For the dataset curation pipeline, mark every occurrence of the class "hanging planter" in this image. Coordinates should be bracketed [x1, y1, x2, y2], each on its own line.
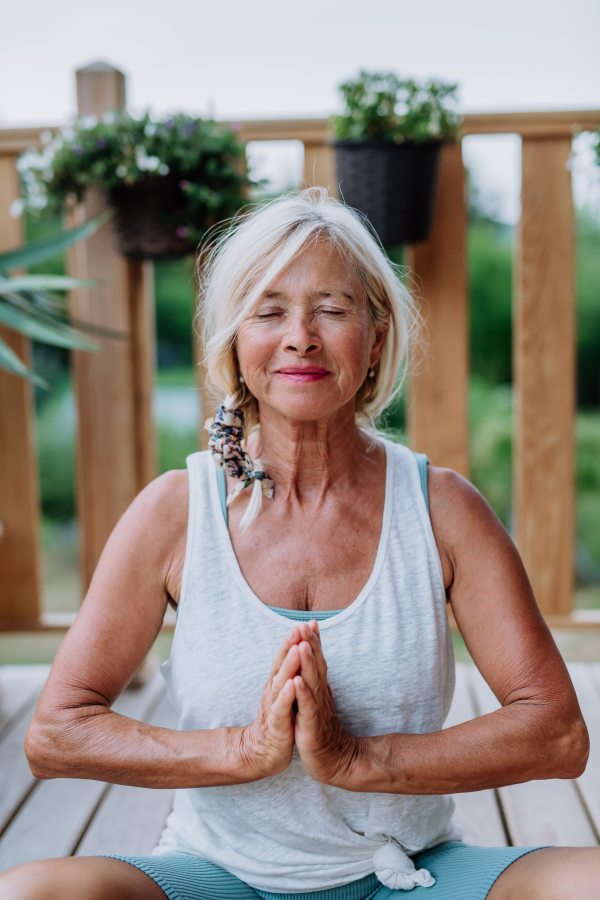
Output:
[335, 139, 441, 245]
[331, 72, 460, 246]
[109, 172, 201, 260]
[18, 113, 253, 261]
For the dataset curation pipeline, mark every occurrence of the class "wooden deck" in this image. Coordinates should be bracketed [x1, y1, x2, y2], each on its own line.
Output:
[1, 662, 599, 872]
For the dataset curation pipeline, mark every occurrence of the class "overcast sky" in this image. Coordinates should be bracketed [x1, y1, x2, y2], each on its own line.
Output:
[1, 0, 599, 221]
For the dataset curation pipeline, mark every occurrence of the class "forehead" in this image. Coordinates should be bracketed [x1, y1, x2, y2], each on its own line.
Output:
[264, 239, 363, 296]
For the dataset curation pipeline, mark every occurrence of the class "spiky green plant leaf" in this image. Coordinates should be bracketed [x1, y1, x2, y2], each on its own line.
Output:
[1, 274, 96, 292]
[0, 301, 99, 350]
[0, 210, 112, 274]
[0, 334, 49, 387]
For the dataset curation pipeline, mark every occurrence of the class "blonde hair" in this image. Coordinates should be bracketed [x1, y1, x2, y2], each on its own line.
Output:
[197, 187, 417, 528]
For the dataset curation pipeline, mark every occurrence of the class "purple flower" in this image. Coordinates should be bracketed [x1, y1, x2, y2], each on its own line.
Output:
[176, 226, 188, 238]
[73, 145, 83, 155]
[165, 118, 175, 129]
[95, 138, 108, 149]
[184, 122, 197, 136]
[179, 180, 190, 190]
[231, 122, 243, 132]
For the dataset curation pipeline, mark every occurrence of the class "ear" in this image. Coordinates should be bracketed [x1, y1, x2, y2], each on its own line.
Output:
[369, 319, 390, 367]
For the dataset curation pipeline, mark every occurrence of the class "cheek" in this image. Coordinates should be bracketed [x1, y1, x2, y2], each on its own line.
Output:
[328, 324, 373, 376]
[236, 327, 276, 374]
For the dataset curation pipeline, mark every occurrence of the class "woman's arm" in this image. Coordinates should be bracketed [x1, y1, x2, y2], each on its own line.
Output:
[292, 469, 589, 794]
[25, 471, 298, 788]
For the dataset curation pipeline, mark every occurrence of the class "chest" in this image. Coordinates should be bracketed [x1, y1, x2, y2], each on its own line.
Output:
[226, 485, 386, 611]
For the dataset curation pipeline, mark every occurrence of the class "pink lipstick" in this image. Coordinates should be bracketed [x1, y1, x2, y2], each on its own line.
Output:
[275, 367, 330, 383]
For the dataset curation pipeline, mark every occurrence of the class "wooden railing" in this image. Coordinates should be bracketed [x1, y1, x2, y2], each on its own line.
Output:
[1, 62, 599, 631]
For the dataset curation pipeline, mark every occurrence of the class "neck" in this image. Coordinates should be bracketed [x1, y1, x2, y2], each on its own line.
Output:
[247, 401, 376, 502]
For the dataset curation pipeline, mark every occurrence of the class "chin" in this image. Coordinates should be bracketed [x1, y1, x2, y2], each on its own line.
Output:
[262, 389, 349, 423]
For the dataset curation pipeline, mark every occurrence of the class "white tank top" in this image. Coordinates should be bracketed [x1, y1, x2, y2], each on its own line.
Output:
[155, 438, 461, 891]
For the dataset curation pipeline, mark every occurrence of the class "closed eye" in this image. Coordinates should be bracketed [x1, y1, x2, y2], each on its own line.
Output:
[256, 309, 283, 319]
[317, 307, 346, 316]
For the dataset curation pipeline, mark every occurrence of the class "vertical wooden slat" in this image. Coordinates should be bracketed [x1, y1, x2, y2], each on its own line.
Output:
[68, 64, 156, 592]
[0, 155, 42, 622]
[303, 143, 338, 196]
[406, 143, 469, 477]
[514, 137, 575, 615]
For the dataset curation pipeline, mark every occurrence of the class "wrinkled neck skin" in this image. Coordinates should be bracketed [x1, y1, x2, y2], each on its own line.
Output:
[245, 399, 382, 507]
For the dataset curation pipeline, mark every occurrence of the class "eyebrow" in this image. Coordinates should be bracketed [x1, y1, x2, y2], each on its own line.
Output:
[259, 289, 356, 302]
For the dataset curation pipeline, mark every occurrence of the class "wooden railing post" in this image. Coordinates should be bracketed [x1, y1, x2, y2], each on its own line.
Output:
[406, 142, 469, 477]
[303, 142, 338, 196]
[514, 137, 575, 615]
[0, 155, 42, 624]
[67, 63, 156, 592]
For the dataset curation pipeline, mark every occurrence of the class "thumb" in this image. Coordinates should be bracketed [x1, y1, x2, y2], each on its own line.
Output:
[270, 678, 296, 734]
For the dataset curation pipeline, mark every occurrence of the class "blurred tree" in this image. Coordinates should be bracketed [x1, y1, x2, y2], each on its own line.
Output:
[577, 208, 600, 408]
[154, 256, 196, 367]
[468, 218, 513, 386]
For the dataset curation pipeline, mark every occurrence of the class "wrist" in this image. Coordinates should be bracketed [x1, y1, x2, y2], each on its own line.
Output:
[331, 735, 395, 792]
[227, 726, 266, 783]
[324, 732, 368, 791]
[206, 726, 264, 785]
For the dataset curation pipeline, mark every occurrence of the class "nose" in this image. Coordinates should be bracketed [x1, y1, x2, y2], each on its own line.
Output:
[282, 310, 323, 355]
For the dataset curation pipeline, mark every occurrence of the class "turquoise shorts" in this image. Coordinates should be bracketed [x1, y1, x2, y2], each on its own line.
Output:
[106, 841, 544, 900]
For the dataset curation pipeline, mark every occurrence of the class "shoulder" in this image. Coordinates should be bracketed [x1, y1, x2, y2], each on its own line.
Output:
[427, 466, 508, 588]
[104, 468, 190, 564]
[129, 468, 189, 527]
[86, 468, 190, 610]
[427, 465, 485, 517]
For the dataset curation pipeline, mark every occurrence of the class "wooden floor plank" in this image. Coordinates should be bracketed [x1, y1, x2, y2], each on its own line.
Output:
[76, 690, 179, 857]
[568, 663, 600, 841]
[75, 785, 174, 858]
[444, 665, 508, 847]
[0, 672, 167, 870]
[0, 779, 108, 872]
[0, 715, 39, 837]
[590, 664, 600, 694]
[469, 667, 597, 847]
[0, 666, 50, 740]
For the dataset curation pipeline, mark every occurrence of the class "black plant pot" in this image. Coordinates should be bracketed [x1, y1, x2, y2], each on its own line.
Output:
[109, 174, 197, 260]
[334, 140, 442, 245]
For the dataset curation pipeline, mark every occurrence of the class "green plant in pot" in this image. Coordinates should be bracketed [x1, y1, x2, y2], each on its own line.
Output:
[331, 72, 460, 245]
[19, 113, 253, 260]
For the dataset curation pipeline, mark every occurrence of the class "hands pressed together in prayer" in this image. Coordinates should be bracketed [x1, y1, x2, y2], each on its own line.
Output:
[240, 622, 360, 786]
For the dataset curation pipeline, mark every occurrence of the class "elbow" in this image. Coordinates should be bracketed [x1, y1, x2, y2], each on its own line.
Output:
[25, 716, 67, 779]
[554, 716, 589, 779]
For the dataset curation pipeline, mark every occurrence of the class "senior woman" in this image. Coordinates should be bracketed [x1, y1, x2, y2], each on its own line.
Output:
[3, 188, 599, 900]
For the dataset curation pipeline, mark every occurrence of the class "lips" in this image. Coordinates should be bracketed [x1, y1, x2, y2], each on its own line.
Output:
[275, 367, 330, 382]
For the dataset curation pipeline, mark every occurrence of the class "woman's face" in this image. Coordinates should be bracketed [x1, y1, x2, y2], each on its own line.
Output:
[236, 240, 388, 423]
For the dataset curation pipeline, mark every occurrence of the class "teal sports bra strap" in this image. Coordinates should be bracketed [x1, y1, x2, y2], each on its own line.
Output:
[215, 449, 430, 522]
[217, 461, 228, 522]
[412, 451, 430, 515]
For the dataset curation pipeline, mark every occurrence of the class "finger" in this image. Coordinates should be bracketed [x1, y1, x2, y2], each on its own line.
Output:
[294, 675, 319, 727]
[271, 626, 302, 676]
[298, 641, 320, 693]
[298, 623, 328, 684]
[270, 678, 296, 732]
[272, 645, 301, 695]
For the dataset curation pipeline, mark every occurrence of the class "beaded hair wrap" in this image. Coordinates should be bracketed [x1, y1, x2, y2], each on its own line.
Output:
[204, 404, 274, 506]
